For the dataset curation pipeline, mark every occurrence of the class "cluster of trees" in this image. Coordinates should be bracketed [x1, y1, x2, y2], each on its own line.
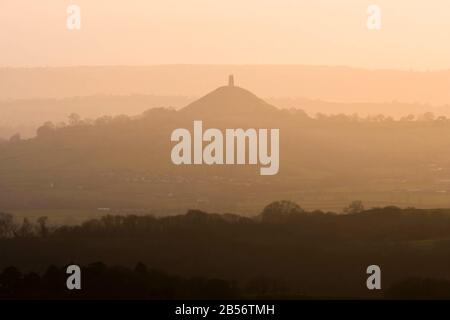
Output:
[0, 213, 49, 238]
[4, 101, 450, 214]
[313, 111, 450, 123]
[0, 262, 237, 299]
[3, 201, 450, 298]
[35, 113, 136, 139]
[34, 108, 180, 139]
[0, 109, 417, 144]
[0, 200, 384, 239]
[12, 109, 450, 143]
[3, 262, 448, 299]
[3, 199, 450, 243]
[0, 133, 21, 145]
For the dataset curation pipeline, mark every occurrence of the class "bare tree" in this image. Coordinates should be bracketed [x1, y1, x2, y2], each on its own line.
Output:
[37, 216, 49, 237]
[343, 200, 365, 214]
[0, 212, 17, 238]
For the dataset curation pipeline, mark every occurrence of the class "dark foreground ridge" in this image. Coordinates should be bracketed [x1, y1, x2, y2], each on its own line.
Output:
[2, 201, 450, 299]
[2, 262, 450, 299]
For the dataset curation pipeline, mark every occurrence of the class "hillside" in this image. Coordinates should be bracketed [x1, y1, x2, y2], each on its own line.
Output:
[2, 83, 450, 216]
[3, 206, 450, 299]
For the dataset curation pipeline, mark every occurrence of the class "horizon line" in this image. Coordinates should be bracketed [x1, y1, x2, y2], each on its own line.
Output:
[1, 64, 450, 73]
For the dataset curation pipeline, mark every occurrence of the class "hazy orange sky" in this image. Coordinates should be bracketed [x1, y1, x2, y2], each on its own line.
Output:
[1, 0, 450, 69]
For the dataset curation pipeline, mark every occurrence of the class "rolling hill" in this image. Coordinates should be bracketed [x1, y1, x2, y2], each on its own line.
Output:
[2, 81, 450, 218]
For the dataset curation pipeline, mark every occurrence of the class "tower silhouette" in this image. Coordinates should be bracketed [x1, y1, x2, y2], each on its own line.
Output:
[228, 75, 234, 87]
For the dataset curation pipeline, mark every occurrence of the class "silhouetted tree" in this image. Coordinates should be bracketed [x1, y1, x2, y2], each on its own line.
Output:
[0, 212, 16, 238]
[68, 113, 82, 126]
[260, 200, 304, 222]
[36, 121, 56, 137]
[343, 200, 365, 214]
[16, 218, 34, 237]
[37, 216, 49, 237]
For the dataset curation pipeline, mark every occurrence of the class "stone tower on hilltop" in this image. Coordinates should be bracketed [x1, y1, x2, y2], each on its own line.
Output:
[228, 74, 234, 87]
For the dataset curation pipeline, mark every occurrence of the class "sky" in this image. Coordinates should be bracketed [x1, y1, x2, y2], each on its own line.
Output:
[1, 0, 450, 70]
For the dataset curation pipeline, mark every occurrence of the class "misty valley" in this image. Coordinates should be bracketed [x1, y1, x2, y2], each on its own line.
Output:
[2, 75, 450, 300]
[3, 83, 450, 216]
[5, 0, 450, 310]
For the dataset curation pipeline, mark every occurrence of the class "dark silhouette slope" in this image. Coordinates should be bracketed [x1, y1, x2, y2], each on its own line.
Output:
[181, 85, 278, 118]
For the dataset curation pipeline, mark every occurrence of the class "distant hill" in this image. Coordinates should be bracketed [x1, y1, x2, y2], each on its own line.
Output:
[2, 65, 450, 105]
[2, 82, 450, 215]
[3, 66, 450, 140]
[0, 95, 194, 139]
[268, 97, 449, 119]
[3, 93, 450, 140]
[181, 85, 278, 118]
